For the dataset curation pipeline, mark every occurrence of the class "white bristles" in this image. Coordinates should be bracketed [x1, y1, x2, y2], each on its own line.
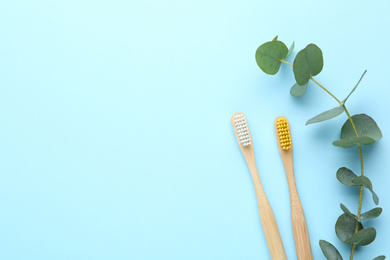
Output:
[234, 113, 251, 146]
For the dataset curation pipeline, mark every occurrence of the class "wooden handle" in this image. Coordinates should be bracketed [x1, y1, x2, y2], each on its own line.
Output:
[232, 114, 286, 259]
[255, 182, 287, 260]
[274, 116, 313, 259]
[246, 154, 287, 260]
[289, 185, 313, 260]
[283, 154, 313, 260]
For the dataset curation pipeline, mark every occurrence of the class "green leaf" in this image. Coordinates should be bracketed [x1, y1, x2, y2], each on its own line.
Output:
[290, 82, 308, 97]
[306, 105, 344, 125]
[340, 114, 382, 140]
[352, 176, 379, 205]
[336, 169, 379, 204]
[336, 213, 362, 243]
[336, 167, 358, 186]
[333, 136, 377, 148]
[272, 35, 278, 41]
[360, 207, 382, 220]
[333, 114, 382, 148]
[372, 256, 386, 260]
[293, 44, 324, 85]
[340, 204, 356, 220]
[255, 40, 288, 75]
[319, 240, 343, 260]
[286, 41, 295, 58]
[344, 227, 376, 246]
[343, 70, 367, 103]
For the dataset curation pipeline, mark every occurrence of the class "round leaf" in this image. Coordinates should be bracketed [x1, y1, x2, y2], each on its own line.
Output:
[352, 176, 379, 205]
[344, 227, 376, 246]
[333, 114, 382, 148]
[319, 240, 343, 260]
[290, 82, 308, 97]
[372, 256, 386, 260]
[293, 44, 324, 85]
[255, 41, 288, 75]
[336, 167, 358, 186]
[341, 114, 382, 140]
[336, 213, 362, 243]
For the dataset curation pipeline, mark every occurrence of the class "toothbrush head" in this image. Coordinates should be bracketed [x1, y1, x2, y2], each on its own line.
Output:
[232, 113, 252, 147]
[275, 117, 292, 150]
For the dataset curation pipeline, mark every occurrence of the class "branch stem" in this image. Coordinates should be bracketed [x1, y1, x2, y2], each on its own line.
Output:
[310, 77, 365, 260]
[280, 60, 293, 66]
[310, 76, 343, 105]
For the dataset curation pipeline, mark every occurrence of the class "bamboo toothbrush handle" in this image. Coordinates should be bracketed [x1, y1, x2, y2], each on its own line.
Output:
[283, 156, 313, 259]
[255, 181, 288, 260]
[289, 187, 313, 260]
[275, 116, 313, 259]
[247, 160, 287, 260]
[233, 114, 286, 259]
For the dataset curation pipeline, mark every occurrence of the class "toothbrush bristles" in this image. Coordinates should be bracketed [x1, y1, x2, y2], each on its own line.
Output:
[276, 117, 291, 150]
[234, 114, 251, 146]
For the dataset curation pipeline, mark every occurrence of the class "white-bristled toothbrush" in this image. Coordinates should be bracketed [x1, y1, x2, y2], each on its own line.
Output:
[232, 112, 287, 260]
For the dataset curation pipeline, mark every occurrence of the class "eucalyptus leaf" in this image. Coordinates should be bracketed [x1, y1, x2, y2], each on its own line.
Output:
[256, 40, 288, 75]
[360, 207, 382, 220]
[344, 227, 376, 246]
[336, 167, 358, 186]
[290, 82, 308, 97]
[336, 213, 362, 243]
[333, 114, 382, 148]
[319, 240, 343, 260]
[340, 204, 356, 219]
[286, 41, 295, 58]
[333, 136, 376, 148]
[372, 256, 386, 260]
[343, 70, 367, 103]
[352, 176, 379, 205]
[340, 114, 382, 140]
[293, 44, 323, 85]
[306, 105, 345, 125]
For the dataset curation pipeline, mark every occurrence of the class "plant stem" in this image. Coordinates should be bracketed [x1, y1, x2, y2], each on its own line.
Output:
[309, 77, 365, 260]
[342, 107, 360, 145]
[309, 77, 343, 105]
[349, 144, 364, 260]
[280, 60, 293, 66]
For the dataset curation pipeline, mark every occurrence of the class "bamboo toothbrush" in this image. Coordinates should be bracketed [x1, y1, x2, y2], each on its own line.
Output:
[232, 113, 287, 260]
[274, 116, 313, 260]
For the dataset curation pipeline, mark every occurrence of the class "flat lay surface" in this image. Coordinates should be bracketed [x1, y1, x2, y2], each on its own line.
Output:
[1, 0, 390, 259]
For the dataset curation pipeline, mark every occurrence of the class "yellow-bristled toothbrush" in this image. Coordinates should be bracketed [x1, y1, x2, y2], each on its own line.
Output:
[232, 113, 287, 260]
[274, 116, 313, 260]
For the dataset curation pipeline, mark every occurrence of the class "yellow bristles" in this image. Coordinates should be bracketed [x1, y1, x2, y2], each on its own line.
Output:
[276, 117, 292, 150]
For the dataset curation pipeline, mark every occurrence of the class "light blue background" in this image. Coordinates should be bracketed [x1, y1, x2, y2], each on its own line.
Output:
[0, 1, 389, 259]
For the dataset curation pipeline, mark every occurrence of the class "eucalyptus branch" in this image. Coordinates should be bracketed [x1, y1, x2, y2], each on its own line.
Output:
[255, 36, 384, 260]
[309, 79, 367, 260]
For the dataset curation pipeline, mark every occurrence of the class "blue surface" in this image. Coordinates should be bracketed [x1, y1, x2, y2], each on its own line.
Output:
[1, 1, 389, 259]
